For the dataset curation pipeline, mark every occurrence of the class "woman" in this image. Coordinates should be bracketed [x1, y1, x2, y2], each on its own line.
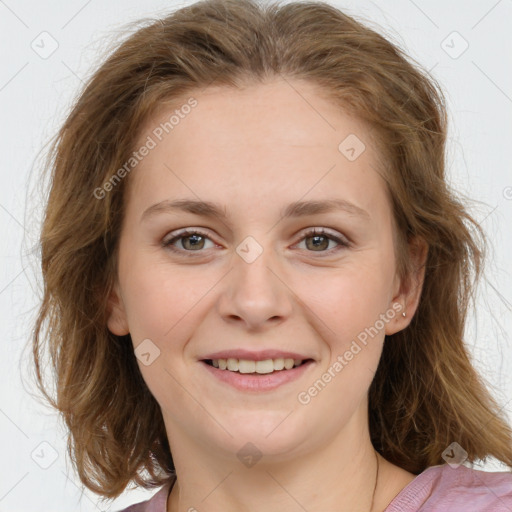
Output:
[32, 0, 512, 510]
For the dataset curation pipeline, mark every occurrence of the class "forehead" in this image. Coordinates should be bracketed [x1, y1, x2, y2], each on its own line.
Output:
[125, 78, 389, 222]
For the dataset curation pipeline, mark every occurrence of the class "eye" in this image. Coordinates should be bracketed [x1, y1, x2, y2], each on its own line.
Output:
[295, 228, 350, 254]
[162, 228, 216, 255]
[162, 227, 350, 257]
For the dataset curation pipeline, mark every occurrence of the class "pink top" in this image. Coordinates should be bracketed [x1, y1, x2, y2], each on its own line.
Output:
[119, 464, 512, 511]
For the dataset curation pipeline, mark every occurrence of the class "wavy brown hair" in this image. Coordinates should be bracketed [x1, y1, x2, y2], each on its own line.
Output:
[31, 0, 512, 499]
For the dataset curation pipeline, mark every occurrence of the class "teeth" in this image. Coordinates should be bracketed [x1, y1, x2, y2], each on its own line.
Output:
[210, 357, 305, 373]
[239, 360, 255, 373]
[227, 358, 238, 371]
[273, 358, 284, 370]
[255, 360, 273, 374]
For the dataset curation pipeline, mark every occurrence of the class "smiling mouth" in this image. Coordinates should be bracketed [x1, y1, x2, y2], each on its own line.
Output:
[203, 358, 313, 374]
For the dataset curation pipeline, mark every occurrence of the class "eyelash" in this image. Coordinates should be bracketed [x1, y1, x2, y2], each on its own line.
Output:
[161, 227, 350, 257]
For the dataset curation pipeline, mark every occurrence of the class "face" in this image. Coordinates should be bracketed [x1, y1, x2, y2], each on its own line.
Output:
[107, 78, 414, 463]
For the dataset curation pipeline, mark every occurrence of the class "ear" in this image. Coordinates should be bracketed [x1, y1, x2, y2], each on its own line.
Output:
[385, 236, 428, 335]
[106, 282, 130, 336]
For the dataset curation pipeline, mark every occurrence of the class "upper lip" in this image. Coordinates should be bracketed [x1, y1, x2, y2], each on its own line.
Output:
[201, 349, 313, 361]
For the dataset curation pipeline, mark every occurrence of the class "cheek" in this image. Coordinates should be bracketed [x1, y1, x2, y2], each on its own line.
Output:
[289, 262, 394, 447]
[123, 274, 175, 342]
[316, 260, 394, 345]
[297, 261, 394, 424]
[119, 244, 203, 344]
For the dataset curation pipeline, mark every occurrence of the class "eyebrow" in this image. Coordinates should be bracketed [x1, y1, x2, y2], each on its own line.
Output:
[141, 198, 371, 223]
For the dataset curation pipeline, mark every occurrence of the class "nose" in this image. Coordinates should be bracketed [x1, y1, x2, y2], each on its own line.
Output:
[216, 241, 294, 331]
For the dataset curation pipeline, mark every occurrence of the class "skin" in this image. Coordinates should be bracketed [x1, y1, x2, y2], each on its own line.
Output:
[107, 77, 428, 512]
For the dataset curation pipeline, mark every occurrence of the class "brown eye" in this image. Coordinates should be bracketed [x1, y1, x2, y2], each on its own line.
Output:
[179, 233, 206, 250]
[162, 229, 215, 254]
[297, 228, 349, 254]
[305, 234, 330, 251]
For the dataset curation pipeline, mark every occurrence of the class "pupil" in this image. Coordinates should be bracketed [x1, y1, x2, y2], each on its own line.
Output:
[308, 235, 328, 250]
[185, 234, 204, 250]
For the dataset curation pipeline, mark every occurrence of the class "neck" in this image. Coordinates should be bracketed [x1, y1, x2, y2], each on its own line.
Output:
[166, 412, 383, 512]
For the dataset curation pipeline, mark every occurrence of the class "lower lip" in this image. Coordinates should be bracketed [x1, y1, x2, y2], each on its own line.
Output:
[201, 360, 314, 392]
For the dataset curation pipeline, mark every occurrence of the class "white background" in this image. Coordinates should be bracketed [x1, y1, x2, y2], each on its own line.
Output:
[1, 0, 511, 510]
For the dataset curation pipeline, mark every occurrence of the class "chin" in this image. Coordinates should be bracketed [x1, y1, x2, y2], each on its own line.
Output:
[218, 411, 310, 460]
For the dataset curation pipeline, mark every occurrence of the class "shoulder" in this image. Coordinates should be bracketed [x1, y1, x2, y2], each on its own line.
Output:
[116, 483, 172, 512]
[386, 464, 512, 511]
[430, 463, 512, 493]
